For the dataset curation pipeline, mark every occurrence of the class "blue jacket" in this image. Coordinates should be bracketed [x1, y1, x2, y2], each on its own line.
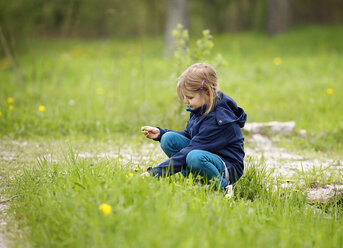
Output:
[149, 91, 247, 184]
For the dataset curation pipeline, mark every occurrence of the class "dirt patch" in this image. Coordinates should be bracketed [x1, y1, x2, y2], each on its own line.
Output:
[246, 134, 343, 179]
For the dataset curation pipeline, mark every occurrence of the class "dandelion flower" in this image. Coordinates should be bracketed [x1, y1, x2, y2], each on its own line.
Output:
[326, 88, 334, 95]
[9, 105, 14, 111]
[134, 167, 139, 172]
[285, 178, 292, 183]
[99, 203, 112, 215]
[7, 97, 14, 104]
[38, 105, 46, 112]
[125, 173, 133, 179]
[273, 57, 282, 66]
[96, 88, 104, 95]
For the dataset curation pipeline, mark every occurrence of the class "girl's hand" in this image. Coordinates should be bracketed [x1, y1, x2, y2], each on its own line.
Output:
[140, 172, 150, 178]
[141, 126, 160, 140]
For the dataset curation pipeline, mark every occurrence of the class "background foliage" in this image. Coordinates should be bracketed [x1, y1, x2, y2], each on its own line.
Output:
[1, 0, 343, 39]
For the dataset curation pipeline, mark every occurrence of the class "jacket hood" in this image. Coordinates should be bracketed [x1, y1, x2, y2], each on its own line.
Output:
[186, 91, 247, 128]
[214, 91, 247, 128]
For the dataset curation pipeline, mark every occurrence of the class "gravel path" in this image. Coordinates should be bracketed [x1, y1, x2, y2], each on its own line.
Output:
[0, 189, 9, 248]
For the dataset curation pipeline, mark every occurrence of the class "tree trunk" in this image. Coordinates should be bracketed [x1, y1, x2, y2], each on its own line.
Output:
[267, 0, 291, 35]
[163, 0, 189, 57]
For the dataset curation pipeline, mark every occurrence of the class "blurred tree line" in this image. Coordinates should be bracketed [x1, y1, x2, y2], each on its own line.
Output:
[0, 0, 342, 39]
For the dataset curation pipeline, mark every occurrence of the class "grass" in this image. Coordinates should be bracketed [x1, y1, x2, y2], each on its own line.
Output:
[1, 25, 343, 247]
[0, 25, 343, 152]
[4, 153, 343, 248]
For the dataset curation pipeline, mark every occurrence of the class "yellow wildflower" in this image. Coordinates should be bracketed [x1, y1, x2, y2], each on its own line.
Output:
[99, 203, 112, 215]
[326, 88, 334, 95]
[317, 150, 322, 154]
[273, 57, 282, 66]
[96, 88, 104, 95]
[9, 105, 14, 111]
[285, 178, 292, 183]
[125, 173, 134, 178]
[117, 158, 122, 162]
[7, 97, 14, 104]
[134, 167, 139, 172]
[38, 105, 46, 112]
[292, 189, 299, 192]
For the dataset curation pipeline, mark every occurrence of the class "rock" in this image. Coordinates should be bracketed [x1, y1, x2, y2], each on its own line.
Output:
[249, 134, 273, 148]
[307, 184, 343, 204]
[298, 129, 307, 137]
[244, 121, 296, 136]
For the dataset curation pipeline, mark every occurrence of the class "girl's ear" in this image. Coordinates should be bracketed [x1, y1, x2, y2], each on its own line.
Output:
[204, 91, 210, 102]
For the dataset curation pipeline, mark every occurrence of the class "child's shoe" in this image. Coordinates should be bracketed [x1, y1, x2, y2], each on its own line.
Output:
[224, 185, 233, 198]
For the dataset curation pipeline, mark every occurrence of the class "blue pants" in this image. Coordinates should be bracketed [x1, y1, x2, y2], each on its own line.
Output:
[160, 132, 229, 189]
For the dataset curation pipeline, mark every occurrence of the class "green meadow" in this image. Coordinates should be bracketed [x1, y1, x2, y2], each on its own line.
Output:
[1, 25, 343, 151]
[1, 25, 343, 247]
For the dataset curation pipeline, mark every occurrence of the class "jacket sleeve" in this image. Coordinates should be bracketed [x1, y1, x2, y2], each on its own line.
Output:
[149, 118, 238, 177]
[153, 126, 191, 142]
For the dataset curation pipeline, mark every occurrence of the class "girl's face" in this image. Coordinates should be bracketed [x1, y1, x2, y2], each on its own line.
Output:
[182, 90, 209, 110]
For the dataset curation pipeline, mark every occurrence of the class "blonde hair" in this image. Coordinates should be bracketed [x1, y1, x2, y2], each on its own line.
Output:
[177, 63, 219, 115]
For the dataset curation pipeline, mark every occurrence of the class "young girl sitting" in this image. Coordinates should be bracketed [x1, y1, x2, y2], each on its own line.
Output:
[141, 63, 247, 197]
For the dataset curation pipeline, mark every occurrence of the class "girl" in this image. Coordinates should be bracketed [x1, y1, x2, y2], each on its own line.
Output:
[141, 63, 247, 197]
